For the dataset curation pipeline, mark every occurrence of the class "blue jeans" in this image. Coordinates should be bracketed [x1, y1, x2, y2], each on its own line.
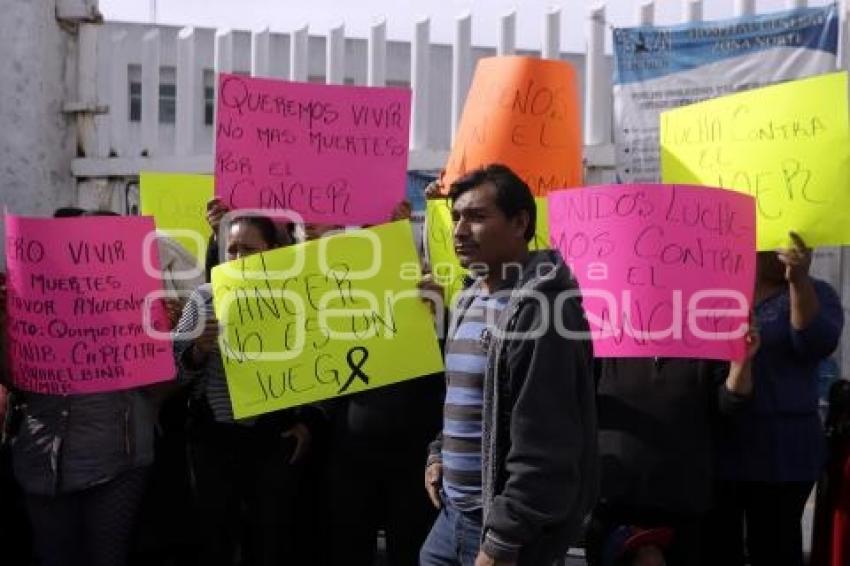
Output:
[419, 498, 482, 566]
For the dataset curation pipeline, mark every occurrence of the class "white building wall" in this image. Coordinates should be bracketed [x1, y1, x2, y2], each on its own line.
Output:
[96, 21, 597, 160]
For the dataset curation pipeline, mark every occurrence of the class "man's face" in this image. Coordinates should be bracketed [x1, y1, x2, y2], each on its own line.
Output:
[451, 182, 528, 275]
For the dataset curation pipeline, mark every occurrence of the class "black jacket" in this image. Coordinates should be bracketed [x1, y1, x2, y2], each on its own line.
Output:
[9, 390, 155, 495]
[329, 371, 444, 449]
[595, 358, 749, 516]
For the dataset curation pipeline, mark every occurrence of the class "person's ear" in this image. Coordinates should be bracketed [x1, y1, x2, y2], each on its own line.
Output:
[511, 210, 530, 241]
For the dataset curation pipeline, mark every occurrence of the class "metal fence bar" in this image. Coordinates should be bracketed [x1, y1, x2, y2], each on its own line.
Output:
[327, 23, 346, 85]
[451, 13, 472, 141]
[410, 17, 430, 150]
[141, 29, 161, 156]
[175, 27, 198, 156]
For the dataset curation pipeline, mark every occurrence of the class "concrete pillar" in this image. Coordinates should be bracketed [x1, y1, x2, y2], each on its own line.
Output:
[0, 0, 78, 232]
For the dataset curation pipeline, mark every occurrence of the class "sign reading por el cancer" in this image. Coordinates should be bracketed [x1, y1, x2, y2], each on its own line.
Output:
[215, 74, 411, 225]
[548, 184, 756, 361]
[4, 215, 176, 394]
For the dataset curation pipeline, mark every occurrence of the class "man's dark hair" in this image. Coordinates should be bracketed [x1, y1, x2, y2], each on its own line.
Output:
[448, 163, 536, 242]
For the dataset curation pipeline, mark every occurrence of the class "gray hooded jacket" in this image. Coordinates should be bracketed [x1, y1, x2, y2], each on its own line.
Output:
[430, 250, 598, 563]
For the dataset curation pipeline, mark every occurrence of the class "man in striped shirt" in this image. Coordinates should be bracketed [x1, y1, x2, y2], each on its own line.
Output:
[420, 164, 597, 566]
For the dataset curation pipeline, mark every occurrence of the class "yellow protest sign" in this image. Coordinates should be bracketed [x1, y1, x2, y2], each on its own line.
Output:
[660, 72, 850, 250]
[140, 172, 214, 264]
[535, 198, 550, 252]
[425, 199, 467, 305]
[426, 198, 550, 304]
[211, 220, 444, 419]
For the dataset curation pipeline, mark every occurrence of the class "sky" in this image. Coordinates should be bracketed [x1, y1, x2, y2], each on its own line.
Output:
[98, 0, 834, 53]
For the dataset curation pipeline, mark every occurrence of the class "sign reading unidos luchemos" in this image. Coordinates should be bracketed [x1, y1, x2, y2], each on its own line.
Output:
[549, 184, 756, 361]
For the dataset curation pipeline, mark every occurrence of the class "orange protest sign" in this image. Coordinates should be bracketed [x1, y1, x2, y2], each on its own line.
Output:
[442, 56, 582, 195]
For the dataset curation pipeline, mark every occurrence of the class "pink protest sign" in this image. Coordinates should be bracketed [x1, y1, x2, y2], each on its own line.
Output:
[548, 184, 756, 361]
[4, 215, 176, 394]
[215, 74, 411, 225]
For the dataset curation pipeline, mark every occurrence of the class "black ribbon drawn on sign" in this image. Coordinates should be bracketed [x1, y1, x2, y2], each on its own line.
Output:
[338, 346, 370, 394]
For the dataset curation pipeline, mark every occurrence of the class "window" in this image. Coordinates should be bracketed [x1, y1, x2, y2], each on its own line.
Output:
[159, 66, 176, 124]
[128, 64, 141, 122]
[203, 69, 215, 126]
[338, 78, 409, 88]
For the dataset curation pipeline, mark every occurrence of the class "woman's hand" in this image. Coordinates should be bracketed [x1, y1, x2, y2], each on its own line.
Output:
[163, 297, 184, 331]
[282, 422, 311, 464]
[391, 200, 412, 221]
[418, 274, 445, 315]
[727, 313, 760, 396]
[424, 179, 445, 200]
[191, 317, 219, 364]
[778, 231, 812, 285]
[206, 198, 229, 240]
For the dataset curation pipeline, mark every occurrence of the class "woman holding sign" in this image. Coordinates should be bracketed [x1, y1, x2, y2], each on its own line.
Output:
[712, 233, 844, 566]
[586, 342, 758, 566]
[0, 272, 35, 566]
[4, 208, 160, 566]
[321, 199, 446, 566]
[173, 214, 322, 566]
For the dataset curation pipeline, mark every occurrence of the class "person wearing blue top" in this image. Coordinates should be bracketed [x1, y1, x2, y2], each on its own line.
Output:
[709, 232, 844, 566]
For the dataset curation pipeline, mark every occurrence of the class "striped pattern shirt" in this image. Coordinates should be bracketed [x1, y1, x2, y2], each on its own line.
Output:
[441, 291, 508, 511]
[173, 283, 252, 424]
